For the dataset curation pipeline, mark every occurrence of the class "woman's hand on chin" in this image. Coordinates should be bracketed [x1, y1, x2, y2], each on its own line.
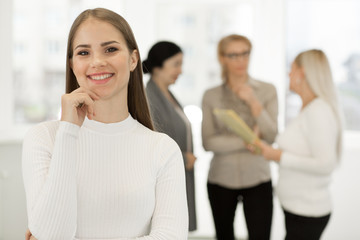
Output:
[61, 87, 100, 126]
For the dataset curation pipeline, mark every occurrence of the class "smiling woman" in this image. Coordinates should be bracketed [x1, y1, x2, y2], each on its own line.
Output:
[22, 8, 188, 240]
[65, 17, 139, 125]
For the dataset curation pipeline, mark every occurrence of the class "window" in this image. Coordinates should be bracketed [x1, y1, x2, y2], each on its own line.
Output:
[11, 0, 124, 124]
[286, 0, 360, 130]
[12, 1, 68, 123]
[153, 2, 254, 107]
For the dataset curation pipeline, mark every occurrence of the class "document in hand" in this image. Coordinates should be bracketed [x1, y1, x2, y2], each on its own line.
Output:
[213, 108, 262, 154]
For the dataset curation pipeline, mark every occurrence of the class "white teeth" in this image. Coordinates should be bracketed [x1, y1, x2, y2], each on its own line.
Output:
[90, 74, 113, 80]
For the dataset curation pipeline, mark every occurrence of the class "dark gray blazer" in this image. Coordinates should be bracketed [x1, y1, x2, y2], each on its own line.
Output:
[146, 79, 197, 231]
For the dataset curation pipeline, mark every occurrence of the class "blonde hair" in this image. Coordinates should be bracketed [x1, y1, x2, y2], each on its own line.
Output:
[217, 34, 252, 82]
[294, 49, 343, 159]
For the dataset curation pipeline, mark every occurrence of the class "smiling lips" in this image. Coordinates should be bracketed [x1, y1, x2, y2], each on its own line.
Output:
[88, 73, 114, 84]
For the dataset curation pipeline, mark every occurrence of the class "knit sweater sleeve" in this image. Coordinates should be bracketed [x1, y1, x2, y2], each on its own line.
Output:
[22, 121, 79, 240]
[280, 101, 338, 175]
[137, 135, 188, 240]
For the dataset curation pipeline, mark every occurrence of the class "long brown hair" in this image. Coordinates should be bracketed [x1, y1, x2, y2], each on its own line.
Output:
[65, 8, 153, 130]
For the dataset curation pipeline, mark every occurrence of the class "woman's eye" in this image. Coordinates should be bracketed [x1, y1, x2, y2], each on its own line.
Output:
[106, 47, 118, 53]
[174, 61, 182, 67]
[77, 51, 89, 56]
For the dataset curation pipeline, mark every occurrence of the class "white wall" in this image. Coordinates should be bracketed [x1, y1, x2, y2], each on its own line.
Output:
[324, 132, 360, 240]
[0, 143, 27, 240]
[0, 0, 13, 134]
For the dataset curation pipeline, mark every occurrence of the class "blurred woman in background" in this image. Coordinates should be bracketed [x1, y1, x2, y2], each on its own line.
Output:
[201, 34, 278, 240]
[254, 49, 343, 240]
[143, 41, 197, 232]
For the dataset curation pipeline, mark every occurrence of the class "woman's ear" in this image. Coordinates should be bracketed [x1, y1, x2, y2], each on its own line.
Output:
[130, 50, 139, 72]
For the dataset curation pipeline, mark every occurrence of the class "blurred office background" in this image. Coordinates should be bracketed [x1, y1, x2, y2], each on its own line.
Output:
[0, 0, 359, 239]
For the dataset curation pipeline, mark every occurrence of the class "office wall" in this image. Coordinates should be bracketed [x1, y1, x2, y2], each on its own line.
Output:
[0, 143, 27, 240]
[0, 0, 13, 132]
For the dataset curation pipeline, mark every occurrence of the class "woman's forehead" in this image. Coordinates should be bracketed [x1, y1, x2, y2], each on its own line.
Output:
[225, 40, 250, 51]
[73, 18, 125, 45]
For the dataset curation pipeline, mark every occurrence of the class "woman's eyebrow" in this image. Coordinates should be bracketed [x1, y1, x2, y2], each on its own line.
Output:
[74, 41, 120, 50]
[74, 44, 90, 50]
[101, 41, 120, 47]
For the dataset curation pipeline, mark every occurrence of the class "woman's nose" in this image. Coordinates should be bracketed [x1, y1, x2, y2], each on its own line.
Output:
[90, 54, 107, 68]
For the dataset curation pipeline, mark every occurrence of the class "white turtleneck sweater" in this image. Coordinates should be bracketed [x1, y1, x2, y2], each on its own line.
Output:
[22, 115, 188, 240]
[276, 98, 339, 217]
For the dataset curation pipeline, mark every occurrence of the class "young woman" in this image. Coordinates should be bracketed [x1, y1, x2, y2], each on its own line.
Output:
[23, 8, 188, 240]
[254, 49, 343, 240]
[201, 34, 278, 240]
[143, 41, 197, 232]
